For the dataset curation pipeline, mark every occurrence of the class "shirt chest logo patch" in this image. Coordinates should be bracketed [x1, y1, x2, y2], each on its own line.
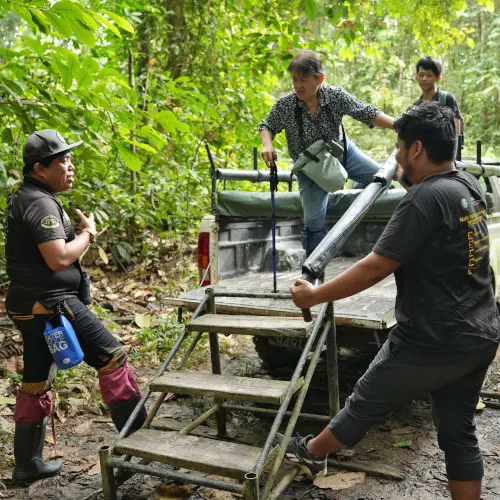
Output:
[40, 215, 60, 229]
[460, 197, 469, 209]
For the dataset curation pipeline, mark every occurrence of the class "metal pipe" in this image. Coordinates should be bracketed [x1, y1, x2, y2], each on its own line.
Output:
[456, 162, 500, 178]
[106, 290, 211, 492]
[325, 302, 339, 416]
[270, 155, 278, 293]
[213, 291, 291, 299]
[300, 150, 397, 321]
[215, 168, 296, 183]
[254, 303, 328, 474]
[267, 467, 300, 500]
[222, 403, 330, 422]
[261, 315, 332, 498]
[457, 135, 462, 161]
[179, 406, 219, 435]
[114, 328, 188, 441]
[114, 296, 209, 443]
[218, 234, 298, 249]
[206, 288, 226, 435]
[114, 458, 150, 488]
[99, 446, 117, 500]
[206, 287, 216, 315]
[244, 472, 259, 500]
[143, 392, 169, 428]
[107, 458, 244, 493]
[206, 144, 218, 215]
[177, 331, 203, 369]
[302, 150, 397, 280]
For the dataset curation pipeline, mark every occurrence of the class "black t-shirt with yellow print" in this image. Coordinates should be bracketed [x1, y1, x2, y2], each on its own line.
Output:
[5, 177, 81, 312]
[374, 170, 500, 353]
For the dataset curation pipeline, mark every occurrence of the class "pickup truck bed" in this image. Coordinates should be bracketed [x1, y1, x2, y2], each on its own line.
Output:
[175, 256, 396, 330]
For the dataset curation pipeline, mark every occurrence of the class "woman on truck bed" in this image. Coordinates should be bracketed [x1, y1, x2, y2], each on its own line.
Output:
[258, 49, 394, 257]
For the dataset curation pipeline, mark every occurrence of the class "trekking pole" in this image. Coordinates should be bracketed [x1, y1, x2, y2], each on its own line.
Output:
[270, 153, 278, 293]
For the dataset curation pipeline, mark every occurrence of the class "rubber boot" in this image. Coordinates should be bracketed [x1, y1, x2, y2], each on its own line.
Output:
[12, 419, 63, 486]
[108, 394, 146, 435]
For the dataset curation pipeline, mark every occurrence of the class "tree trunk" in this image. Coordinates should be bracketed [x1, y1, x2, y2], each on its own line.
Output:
[165, 0, 188, 79]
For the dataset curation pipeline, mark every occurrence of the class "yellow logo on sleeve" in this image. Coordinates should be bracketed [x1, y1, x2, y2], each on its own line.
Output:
[40, 215, 60, 229]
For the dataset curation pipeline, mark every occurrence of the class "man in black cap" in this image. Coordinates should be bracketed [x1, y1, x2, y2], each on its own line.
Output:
[6, 129, 146, 486]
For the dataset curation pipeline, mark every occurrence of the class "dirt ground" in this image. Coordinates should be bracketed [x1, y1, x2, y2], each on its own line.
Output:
[1, 256, 500, 500]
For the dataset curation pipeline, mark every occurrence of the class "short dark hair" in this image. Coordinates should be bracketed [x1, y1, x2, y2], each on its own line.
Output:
[394, 102, 456, 164]
[23, 150, 70, 176]
[287, 50, 324, 77]
[416, 56, 442, 77]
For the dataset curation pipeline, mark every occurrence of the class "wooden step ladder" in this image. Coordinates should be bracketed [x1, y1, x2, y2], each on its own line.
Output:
[99, 287, 339, 500]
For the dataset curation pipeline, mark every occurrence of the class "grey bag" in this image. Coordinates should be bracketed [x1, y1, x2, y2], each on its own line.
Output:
[292, 139, 347, 193]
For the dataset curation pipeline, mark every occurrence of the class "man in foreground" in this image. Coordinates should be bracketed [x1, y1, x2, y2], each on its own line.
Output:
[5, 130, 146, 485]
[283, 103, 499, 500]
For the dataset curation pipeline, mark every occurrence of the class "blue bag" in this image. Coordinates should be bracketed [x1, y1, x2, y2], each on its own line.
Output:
[44, 313, 84, 369]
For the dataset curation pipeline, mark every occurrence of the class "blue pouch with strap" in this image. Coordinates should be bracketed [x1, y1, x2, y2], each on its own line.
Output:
[44, 313, 84, 369]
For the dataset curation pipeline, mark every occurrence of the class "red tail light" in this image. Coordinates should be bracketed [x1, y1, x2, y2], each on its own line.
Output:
[197, 232, 210, 286]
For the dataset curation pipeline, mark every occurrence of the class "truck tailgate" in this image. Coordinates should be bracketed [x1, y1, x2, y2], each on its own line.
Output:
[172, 257, 396, 330]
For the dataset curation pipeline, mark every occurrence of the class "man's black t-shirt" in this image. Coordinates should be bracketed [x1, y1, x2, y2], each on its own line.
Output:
[374, 170, 500, 353]
[5, 177, 81, 311]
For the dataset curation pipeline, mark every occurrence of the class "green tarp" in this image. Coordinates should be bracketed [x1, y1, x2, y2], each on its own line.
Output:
[216, 188, 408, 219]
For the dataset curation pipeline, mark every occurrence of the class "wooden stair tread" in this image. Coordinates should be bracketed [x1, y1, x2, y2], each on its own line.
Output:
[151, 372, 303, 404]
[186, 314, 312, 337]
[115, 429, 261, 480]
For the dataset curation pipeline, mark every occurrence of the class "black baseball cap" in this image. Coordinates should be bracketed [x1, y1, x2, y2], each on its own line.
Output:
[23, 129, 83, 166]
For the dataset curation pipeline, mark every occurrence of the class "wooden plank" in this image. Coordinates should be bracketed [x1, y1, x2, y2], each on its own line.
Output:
[481, 390, 500, 400]
[171, 257, 397, 330]
[150, 372, 303, 404]
[168, 295, 394, 330]
[328, 457, 404, 481]
[186, 314, 313, 337]
[115, 429, 261, 480]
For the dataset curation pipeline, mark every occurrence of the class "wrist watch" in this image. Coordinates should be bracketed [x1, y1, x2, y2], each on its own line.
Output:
[83, 227, 97, 243]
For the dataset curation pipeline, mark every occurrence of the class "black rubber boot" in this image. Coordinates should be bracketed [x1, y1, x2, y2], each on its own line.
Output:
[12, 419, 63, 486]
[108, 394, 146, 435]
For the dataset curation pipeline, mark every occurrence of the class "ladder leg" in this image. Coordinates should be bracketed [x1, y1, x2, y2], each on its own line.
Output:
[206, 287, 226, 435]
[244, 472, 259, 500]
[209, 331, 226, 435]
[326, 302, 340, 417]
[99, 446, 117, 500]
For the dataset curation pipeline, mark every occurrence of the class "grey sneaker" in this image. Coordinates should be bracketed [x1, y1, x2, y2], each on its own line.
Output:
[273, 433, 327, 477]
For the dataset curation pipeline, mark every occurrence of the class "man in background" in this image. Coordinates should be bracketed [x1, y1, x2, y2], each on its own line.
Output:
[414, 55, 463, 136]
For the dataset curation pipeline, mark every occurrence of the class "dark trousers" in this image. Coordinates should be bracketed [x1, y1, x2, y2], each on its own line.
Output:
[329, 338, 498, 481]
[9, 297, 123, 383]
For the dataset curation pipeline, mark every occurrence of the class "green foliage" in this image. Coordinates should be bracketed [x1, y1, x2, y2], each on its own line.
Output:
[129, 314, 208, 367]
[447, 4, 500, 155]
[0, 0, 498, 267]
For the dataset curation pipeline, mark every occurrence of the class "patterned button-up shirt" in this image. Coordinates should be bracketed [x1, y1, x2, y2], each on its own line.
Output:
[257, 85, 381, 161]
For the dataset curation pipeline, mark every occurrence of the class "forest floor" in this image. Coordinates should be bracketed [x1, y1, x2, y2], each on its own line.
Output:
[1, 243, 500, 500]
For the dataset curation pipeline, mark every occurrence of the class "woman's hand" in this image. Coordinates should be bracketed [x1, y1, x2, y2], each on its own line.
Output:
[261, 146, 277, 167]
[290, 279, 318, 309]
